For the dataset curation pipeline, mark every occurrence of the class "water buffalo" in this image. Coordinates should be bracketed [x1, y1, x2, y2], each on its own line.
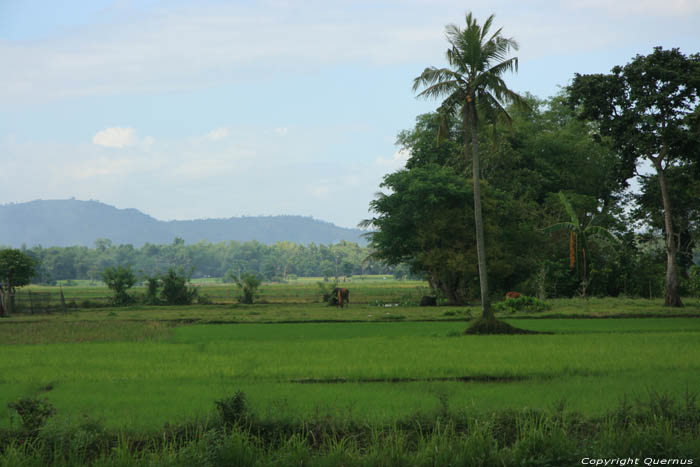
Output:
[332, 287, 350, 308]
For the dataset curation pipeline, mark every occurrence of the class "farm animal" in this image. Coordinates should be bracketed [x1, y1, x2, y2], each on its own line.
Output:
[420, 296, 437, 306]
[332, 287, 350, 308]
[505, 291, 521, 299]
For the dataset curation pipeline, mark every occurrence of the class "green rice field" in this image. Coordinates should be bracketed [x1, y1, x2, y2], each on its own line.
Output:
[2, 310, 700, 430]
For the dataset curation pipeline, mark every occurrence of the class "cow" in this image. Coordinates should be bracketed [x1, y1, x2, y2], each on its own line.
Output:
[505, 291, 521, 300]
[332, 287, 350, 308]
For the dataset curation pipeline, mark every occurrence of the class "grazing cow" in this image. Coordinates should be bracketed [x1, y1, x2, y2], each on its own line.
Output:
[420, 296, 437, 307]
[332, 287, 350, 308]
[505, 291, 521, 300]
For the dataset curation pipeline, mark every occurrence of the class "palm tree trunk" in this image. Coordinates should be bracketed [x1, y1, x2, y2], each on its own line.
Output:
[652, 157, 683, 307]
[466, 105, 492, 319]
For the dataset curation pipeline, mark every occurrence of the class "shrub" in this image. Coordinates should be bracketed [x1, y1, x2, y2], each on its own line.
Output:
[494, 295, 550, 314]
[144, 276, 161, 305]
[161, 268, 199, 305]
[101, 266, 136, 306]
[8, 397, 56, 433]
[215, 391, 250, 427]
[235, 273, 261, 304]
[688, 265, 700, 298]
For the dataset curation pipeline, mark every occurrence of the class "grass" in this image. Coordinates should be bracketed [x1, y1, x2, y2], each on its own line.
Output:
[21, 277, 428, 307]
[1, 388, 699, 465]
[2, 319, 700, 430]
[0, 321, 173, 345]
[3, 280, 700, 462]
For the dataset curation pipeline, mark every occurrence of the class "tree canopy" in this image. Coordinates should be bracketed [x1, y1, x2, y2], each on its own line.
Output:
[0, 249, 38, 316]
[569, 47, 700, 306]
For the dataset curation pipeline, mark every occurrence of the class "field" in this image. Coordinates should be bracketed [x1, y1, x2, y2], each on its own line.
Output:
[2, 279, 700, 464]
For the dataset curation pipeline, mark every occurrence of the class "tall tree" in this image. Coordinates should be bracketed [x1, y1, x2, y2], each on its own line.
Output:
[413, 13, 525, 321]
[569, 47, 700, 307]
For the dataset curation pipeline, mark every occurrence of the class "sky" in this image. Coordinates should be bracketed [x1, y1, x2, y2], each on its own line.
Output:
[1, 0, 699, 229]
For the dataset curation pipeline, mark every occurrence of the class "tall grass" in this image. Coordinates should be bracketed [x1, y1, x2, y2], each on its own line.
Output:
[1, 391, 698, 466]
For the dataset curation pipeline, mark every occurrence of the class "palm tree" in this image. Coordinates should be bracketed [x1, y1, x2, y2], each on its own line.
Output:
[413, 13, 525, 322]
[544, 192, 620, 296]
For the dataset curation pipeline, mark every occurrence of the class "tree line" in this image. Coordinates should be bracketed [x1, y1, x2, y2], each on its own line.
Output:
[5, 239, 396, 285]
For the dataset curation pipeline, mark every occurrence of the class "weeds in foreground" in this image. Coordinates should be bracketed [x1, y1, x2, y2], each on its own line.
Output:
[2, 390, 699, 466]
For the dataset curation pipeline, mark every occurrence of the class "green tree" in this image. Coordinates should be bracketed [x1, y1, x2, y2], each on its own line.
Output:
[544, 192, 620, 296]
[0, 249, 38, 316]
[160, 268, 199, 305]
[234, 273, 261, 304]
[634, 165, 700, 280]
[569, 47, 700, 307]
[413, 13, 525, 321]
[102, 265, 136, 306]
[364, 165, 538, 304]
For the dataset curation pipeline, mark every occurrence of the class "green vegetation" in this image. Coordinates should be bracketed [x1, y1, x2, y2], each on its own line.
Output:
[159, 268, 199, 305]
[544, 192, 620, 296]
[0, 248, 38, 316]
[412, 13, 526, 320]
[2, 11, 700, 466]
[3, 315, 700, 429]
[101, 265, 136, 306]
[569, 47, 700, 307]
[2, 308, 700, 464]
[2, 391, 699, 465]
[234, 272, 262, 304]
[2, 278, 700, 463]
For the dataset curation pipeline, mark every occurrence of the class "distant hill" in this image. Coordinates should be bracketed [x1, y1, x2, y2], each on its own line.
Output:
[0, 199, 367, 247]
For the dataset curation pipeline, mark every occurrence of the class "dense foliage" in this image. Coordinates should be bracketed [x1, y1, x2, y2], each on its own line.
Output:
[0, 249, 38, 316]
[10, 240, 393, 284]
[569, 47, 700, 306]
[365, 88, 699, 302]
[101, 266, 137, 306]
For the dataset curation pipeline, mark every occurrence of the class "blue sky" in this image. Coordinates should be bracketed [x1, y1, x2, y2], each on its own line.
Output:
[1, 0, 699, 228]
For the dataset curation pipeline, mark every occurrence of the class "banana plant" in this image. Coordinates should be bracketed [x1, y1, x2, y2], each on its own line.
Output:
[544, 192, 620, 287]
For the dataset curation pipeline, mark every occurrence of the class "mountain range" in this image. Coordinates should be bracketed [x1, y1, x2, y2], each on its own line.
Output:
[0, 199, 367, 247]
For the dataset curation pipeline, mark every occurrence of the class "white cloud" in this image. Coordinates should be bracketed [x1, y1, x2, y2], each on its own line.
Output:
[92, 127, 136, 148]
[274, 127, 289, 136]
[206, 127, 229, 141]
[375, 148, 410, 170]
[0, 3, 449, 104]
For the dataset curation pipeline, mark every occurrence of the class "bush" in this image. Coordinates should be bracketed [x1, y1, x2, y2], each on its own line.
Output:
[494, 295, 551, 314]
[144, 276, 161, 305]
[215, 391, 250, 427]
[143, 269, 199, 305]
[688, 265, 700, 298]
[235, 273, 261, 304]
[101, 266, 136, 306]
[8, 397, 56, 433]
[161, 268, 199, 305]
